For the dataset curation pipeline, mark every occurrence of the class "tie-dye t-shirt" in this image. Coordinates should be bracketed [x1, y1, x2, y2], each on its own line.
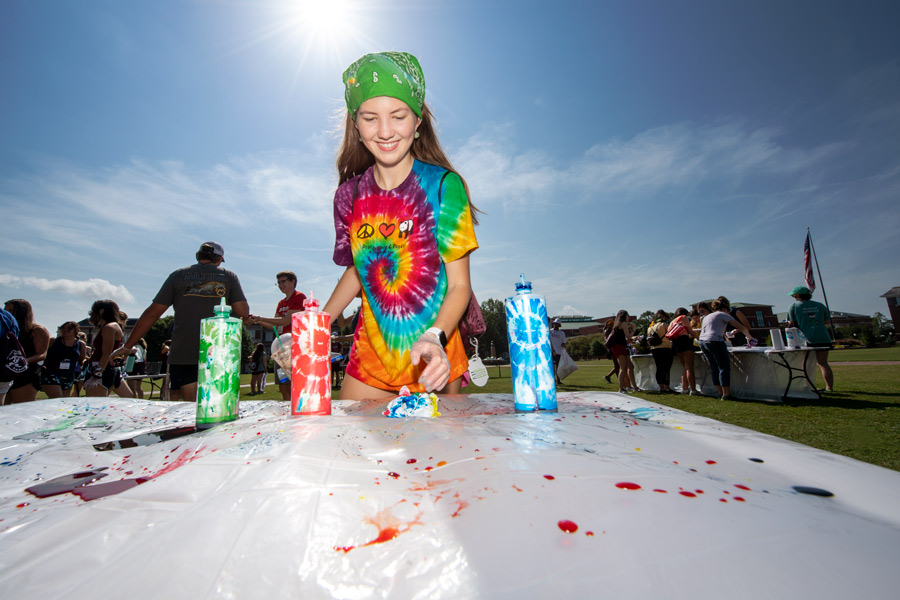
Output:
[332, 160, 478, 392]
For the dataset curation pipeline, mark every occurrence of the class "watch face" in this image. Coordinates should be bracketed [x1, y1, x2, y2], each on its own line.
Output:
[439, 331, 448, 347]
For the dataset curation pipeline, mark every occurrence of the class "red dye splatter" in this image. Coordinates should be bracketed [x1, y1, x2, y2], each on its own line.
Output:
[558, 520, 578, 533]
[720, 499, 728, 503]
[16, 503, 29, 508]
[734, 497, 746, 502]
[451, 499, 469, 518]
[695, 490, 705, 494]
[585, 531, 595, 537]
[333, 506, 423, 553]
[679, 491, 697, 498]
[512, 485, 523, 492]
[406, 458, 417, 464]
[706, 460, 717, 464]
[653, 489, 668, 494]
[543, 475, 555, 480]
[148, 449, 199, 479]
[424, 466, 433, 471]
[616, 482, 641, 490]
[387, 472, 400, 479]
[734, 484, 751, 491]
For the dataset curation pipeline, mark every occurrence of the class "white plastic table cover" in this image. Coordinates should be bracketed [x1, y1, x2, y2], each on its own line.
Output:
[2, 393, 899, 599]
[633, 347, 818, 401]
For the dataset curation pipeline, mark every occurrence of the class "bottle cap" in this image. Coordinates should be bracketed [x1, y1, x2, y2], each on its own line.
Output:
[305, 290, 320, 311]
[515, 273, 532, 292]
[214, 297, 231, 316]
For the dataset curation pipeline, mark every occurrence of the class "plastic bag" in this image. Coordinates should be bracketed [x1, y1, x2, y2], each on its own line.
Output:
[557, 348, 578, 380]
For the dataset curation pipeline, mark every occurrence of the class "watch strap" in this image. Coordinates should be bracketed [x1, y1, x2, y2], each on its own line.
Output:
[425, 327, 448, 347]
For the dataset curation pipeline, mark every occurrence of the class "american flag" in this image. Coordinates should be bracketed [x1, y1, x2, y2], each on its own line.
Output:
[804, 232, 816, 293]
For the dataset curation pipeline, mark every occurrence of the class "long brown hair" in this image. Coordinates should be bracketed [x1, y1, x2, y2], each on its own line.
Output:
[89, 300, 126, 327]
[336, 103, 481, 225]
[5, 299, 35, 333]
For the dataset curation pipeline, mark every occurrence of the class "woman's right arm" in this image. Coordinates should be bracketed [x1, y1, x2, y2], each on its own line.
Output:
[323, 266, 362, 321]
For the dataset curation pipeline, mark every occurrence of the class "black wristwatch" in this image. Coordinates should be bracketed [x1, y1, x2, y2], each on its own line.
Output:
[425, 327, 448, 347]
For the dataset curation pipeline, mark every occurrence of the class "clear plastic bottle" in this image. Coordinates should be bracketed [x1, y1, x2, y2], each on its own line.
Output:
[291, 292, 332, 416]
[505, 274, 557, 412]
[196, 297, 241, 428]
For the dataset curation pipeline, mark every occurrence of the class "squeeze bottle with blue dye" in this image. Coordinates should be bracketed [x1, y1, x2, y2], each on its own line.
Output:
[505, 274, 557, 412]
[196, 297, 242, 429]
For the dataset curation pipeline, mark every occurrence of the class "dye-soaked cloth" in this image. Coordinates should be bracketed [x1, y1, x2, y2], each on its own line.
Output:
[2, 393, 899, 599]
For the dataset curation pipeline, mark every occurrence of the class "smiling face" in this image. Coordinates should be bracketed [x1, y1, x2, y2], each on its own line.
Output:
[277, 275, 296, 296]
[355, 96, 421, 174]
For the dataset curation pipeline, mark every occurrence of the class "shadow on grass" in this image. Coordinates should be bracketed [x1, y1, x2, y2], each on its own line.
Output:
[782, 391, 899, 410]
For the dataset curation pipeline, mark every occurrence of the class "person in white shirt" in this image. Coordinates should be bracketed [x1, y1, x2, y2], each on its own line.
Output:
[549, 319, 567, 384]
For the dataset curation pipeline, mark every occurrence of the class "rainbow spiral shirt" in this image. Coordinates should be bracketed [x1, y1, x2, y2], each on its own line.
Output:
[333, 160, 478, 391]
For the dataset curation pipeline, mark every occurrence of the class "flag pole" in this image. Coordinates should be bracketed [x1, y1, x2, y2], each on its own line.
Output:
[807, 227, 837, 340]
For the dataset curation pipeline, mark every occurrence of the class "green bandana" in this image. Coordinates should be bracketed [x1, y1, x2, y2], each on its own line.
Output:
[343, 52, 426, 118]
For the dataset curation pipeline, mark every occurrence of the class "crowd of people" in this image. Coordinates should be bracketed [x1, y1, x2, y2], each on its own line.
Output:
[0, 298, 156, 405]
[601, 290, 833, 400]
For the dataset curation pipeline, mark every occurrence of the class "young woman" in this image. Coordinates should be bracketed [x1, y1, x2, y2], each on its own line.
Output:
[41, 321, 87, 398]
[323, 52, 479, 400]
[4, 299, 50, 404]
[607, 310, 638, 393]
[602, 320, 619, 384]
[667, 307, 698, 394]
[85, 300, 133, 398]
[698, 297, 752, 400]
[648, 310, 675, 393]
[248, 343, 267, 395]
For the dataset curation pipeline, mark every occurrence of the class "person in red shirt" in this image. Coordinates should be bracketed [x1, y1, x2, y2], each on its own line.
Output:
[250, 271, 306, 401]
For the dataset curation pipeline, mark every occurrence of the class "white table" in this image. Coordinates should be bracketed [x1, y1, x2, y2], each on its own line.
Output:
[2, 393, 899, 599]
[633, 347, 820, 401]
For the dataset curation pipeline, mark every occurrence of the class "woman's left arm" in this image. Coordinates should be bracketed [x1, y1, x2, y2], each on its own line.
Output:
[409, 254, 472, 392]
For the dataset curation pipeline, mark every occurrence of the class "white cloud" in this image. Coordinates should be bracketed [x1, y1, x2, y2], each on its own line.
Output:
[453, 119, 843, 212]
[0, 275, 135, 304]
[7, 142, 338, 235]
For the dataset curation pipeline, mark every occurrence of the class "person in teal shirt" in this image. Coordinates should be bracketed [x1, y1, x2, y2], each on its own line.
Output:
[787, 286, 834, 392]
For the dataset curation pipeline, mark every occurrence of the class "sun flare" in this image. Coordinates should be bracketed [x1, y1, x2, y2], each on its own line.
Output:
[286, 0, 354, 42]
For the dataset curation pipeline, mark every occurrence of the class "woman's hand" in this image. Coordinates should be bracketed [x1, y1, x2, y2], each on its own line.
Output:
[410, 333, 451, 392]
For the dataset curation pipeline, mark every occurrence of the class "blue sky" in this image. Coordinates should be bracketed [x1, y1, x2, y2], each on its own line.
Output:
[2, 0, 898, 332]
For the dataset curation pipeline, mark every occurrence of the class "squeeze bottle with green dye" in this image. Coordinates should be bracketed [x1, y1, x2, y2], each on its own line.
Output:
[505, 274, 557, 412]
[196, 297, 242, 428]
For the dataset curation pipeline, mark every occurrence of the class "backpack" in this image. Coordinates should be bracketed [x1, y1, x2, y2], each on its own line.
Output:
[0, 331, 28, 382]
[646, 323, 663, 347]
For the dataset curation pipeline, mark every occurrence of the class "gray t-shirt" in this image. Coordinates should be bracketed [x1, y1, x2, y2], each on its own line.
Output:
[153, 263, 246, 365]
[699, 311, 733, 342]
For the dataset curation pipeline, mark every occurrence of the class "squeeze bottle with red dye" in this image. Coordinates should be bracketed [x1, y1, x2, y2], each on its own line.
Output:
[291, 292, 331, 415]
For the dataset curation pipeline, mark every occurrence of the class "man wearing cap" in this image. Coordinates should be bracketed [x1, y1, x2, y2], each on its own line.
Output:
[787, 286, 834, 392]
[549, 319, 567, 384]
[113, 242, 250, 402]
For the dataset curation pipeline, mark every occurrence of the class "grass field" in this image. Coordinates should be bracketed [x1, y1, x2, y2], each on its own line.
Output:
[37, 347, 900, 471]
